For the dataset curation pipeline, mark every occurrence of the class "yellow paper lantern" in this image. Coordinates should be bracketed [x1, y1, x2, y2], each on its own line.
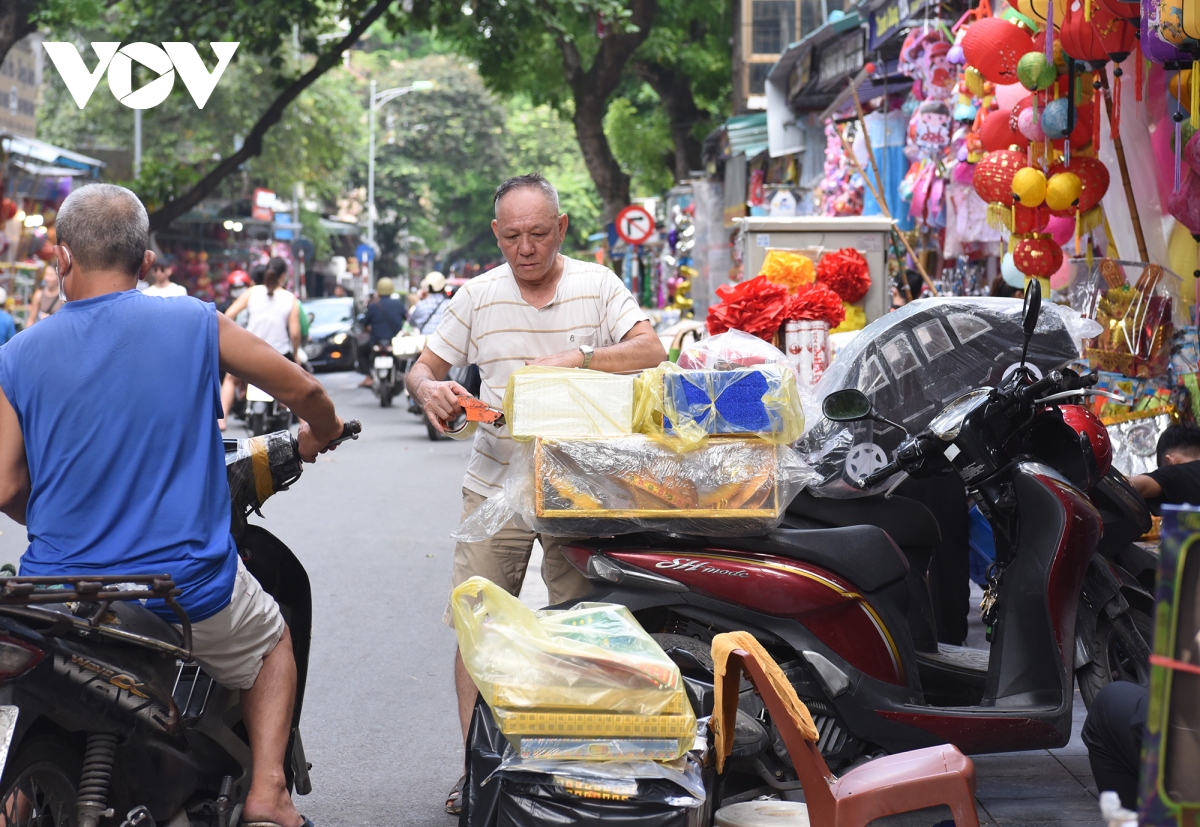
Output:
[1045, 171, 1083, 212]
[1170, 222, 1200, 305]
[1012, 167, 1049, 207]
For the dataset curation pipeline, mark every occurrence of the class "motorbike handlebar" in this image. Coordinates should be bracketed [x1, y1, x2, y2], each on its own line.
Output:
[1015, 371, 1062, 404]
[859, 460, 901, 489]
[328, 420, 362, 448]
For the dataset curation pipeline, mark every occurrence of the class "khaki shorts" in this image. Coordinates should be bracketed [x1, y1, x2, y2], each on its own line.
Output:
[443, 487, 591, 626]
[181, 557, 286, 691]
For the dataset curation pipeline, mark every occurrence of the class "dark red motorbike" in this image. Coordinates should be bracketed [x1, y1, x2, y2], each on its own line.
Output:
[558, 283, 1151, 795]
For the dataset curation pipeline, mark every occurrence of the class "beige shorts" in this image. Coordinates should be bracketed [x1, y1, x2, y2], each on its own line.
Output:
[181, 557, 286, 690]
[443, 487, 591, 626]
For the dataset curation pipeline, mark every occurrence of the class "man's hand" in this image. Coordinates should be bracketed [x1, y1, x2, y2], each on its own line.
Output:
[526, 349, 584, 369]
[419, 380, 472, 432]
[297, 418, 345, 463]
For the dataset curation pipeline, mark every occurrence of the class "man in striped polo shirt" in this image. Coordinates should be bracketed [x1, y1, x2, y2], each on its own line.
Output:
[406, 174, 666, 807]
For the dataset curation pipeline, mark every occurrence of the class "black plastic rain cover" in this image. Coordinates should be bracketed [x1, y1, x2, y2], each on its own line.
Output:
[799, 298, 1082, 497]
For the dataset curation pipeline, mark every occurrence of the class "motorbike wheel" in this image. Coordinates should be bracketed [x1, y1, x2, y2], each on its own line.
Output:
[1077, 608, 1153, 710]
[380, 387, 393, 408]
[0, 736, 80, 826]
[248, 413, 265, 437]
[426, 418, 443, 441]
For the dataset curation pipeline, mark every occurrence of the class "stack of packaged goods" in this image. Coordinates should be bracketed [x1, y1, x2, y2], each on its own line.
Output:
[451, 576, 697, 762]
[455, 331, 814, 542]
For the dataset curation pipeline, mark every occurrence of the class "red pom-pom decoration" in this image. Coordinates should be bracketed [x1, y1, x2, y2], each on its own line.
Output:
[785, 282, 847, 328]
[706, 276, 790, 340]
[815, 248, 872, 304]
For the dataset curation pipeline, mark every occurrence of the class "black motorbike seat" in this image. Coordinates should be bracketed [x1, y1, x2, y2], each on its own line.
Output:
[718, 525, 909, 592]
[786, 489, 941, 550]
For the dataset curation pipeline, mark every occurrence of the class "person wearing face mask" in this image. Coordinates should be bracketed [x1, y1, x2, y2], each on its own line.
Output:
[26, 266, 62, 326]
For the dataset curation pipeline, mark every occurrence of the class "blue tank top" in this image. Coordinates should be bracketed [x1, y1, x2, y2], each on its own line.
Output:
[0, 290, 237, 622]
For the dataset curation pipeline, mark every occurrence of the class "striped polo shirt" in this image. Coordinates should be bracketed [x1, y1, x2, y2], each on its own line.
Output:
[426, 256, 647, 497]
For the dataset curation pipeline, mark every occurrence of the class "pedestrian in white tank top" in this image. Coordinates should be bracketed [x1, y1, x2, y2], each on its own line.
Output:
[219, 257, 301, 429]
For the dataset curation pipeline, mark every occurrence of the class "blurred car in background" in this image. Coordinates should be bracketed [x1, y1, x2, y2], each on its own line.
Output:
[302, 297, 359, 371]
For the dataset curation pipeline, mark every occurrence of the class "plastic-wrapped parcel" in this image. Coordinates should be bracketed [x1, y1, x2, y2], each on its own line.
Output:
[454, 435, 818, 540]
[451, 577, 696, 760]
[503, 367, 637, 440]
[634, 363, 804, 452]
[798, 297, 1096, 497]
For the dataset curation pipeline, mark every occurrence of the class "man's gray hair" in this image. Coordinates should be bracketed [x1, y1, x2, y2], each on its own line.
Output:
[494, 173, 559, 214]
[55, 183, 149, 276]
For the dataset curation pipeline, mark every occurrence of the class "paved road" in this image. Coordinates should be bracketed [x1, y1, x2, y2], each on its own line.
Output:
[0, 370, 1105, 826]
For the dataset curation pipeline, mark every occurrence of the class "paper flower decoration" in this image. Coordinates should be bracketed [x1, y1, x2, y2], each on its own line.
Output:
[759, 250, 816, 294]
[816, 248, 872, 303]
[707, 276, 790, 340]
[833, 303, 867, 333]
[786, 282, 847, 328]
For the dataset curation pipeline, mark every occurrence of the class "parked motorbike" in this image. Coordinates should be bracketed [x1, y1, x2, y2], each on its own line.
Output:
[0, 421, 360, 827]
[245, 383, 293, 437]
[557, 283, 1151, 795]
[370, 343, 402, 408]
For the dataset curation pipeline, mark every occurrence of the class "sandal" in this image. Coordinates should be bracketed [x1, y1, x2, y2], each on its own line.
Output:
[445, 775, 466, 815]
[243, 818, 314, 827]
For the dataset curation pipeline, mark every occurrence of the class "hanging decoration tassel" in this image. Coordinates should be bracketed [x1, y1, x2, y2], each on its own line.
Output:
[1093, 74, 1103, 150]
[1075, 209, 1083, 256]
[1045, 0, 1055, 62]
[1134, 42, 1143, 103]
[1084, 0, 1092, 21]
[1112, 68, 1122, 140]
[1177, 104, 1185, 193]
[1086, 234, 1095, 273]
[1192, 60, 1199, 129]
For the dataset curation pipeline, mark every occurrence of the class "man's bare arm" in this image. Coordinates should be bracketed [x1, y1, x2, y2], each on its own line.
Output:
[0, 387, 30, 525]
[218, 314, 341, 459]
[528, 320, 667, 372]
[288, 299, 301, 356]
[406, 349, 472, 432]
[1131, 474, 1162, 500]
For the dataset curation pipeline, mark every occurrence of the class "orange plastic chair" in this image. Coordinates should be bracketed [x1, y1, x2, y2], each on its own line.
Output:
[713, 634, 981, 827]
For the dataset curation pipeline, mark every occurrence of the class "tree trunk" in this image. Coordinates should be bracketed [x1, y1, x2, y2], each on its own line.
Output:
[635, 61, 704, 182]
[557, 0, 657, 225]
[0, 0, 36, 74]
[147, 0, 394, 232]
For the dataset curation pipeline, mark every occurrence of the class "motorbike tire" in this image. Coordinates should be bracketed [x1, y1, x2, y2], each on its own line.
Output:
[248, 413, 266, 437]
[380, 387, 393, 408]
[426, 418, 443, 441]
[0, 735, 81, 826]
[1077, 607, 1153, 710]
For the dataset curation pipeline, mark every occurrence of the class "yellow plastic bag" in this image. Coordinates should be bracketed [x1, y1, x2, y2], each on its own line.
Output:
[503, 366, 637, 441]
[634, 362, 805, 453]
[451, 577, 695, 756]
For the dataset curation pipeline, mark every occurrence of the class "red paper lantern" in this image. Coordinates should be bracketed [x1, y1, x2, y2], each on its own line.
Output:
[0, 199, 15, 222]
[980, 108, 1031, 152]
[1013, 234, 1065, 276]
[1060, 0, 1134, 61]
[1012, 203, 1053, 234]
[963, 18, 1037, 85]
[1048, 156, 1111, 215]
[1094, 0, 1139, 21]
[973, 149, 1028, 204]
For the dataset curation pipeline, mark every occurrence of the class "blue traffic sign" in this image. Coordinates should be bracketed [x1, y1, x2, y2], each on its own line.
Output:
[355, 243, 376, 263]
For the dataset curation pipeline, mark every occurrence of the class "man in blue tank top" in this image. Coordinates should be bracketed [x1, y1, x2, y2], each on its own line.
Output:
[0, 184, 342, 827]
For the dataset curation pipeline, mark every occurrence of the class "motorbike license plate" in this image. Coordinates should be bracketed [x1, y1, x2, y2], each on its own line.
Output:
[0, 706, 18, 777]
[374, 356, 394, 370]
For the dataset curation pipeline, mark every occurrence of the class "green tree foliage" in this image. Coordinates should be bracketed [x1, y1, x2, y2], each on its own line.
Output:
[355, 49, 601, 276]
[38, 56, 363, 213]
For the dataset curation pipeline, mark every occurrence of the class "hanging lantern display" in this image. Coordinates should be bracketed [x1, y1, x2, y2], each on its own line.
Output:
[1045, 170, 1084, 210]
[980, 106, 1033, 151]
[1013, 234, 1066, 276]
[1017, 0, 1069, 28]
[1094, 0, 1140, 19]
[1157, 0, 1200, 47]
[1012, 167, 1050, 205]
[1018, 52, 1060, 90]
[1012, 203, 1054, 232]
[1048, 156, 1110, 214]
[973, 148, 1028, 202]
[964, 18, 1038, 85]
[1141, 0, 1191, 64]
[1041, 97, 1074, 139]
[1059, 0, 1115, 61]
[1168, 175, 1200, 240]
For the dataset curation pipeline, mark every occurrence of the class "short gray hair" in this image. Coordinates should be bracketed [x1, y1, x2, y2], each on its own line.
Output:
[494, 173, 559, 214]
[55, 184, 149, 276]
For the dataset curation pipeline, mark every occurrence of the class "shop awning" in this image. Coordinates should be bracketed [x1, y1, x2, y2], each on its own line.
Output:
[320, 218, 359, 236]
[11, 158, 93, 177]
[1, 133, 105, 178]
[724, 113, 769, 161]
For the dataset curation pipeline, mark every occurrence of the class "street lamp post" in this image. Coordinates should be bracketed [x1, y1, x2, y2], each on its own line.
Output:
[366, 79, 433, 269]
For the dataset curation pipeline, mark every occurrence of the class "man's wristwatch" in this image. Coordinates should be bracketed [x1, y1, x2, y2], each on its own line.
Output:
[578, 344, 594, 369]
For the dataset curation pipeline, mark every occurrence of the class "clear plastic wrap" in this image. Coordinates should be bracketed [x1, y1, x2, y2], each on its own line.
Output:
[451, 578, 696, 759]
[798, 297, 1085, 497]
[503, 367, 637, 440]
[675, 329, 796, 372]
[453, 436, 819, 541]
[633, 363, 804, 452]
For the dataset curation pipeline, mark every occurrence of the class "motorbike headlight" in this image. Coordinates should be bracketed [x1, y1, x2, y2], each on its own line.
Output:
[929, 389, 992, 441]
[331, 333, 347, 345]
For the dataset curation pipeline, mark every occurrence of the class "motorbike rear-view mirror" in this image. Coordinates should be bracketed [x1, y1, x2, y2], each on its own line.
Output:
[1019, 277, 1042, 369]
[823, 389, 873, 422]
